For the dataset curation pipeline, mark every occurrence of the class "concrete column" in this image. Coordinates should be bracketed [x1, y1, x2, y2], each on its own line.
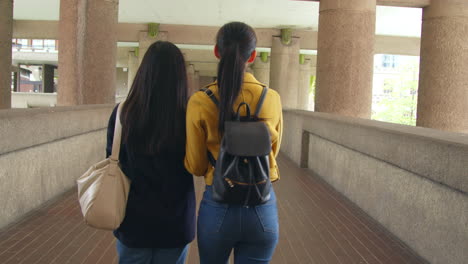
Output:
[252, 53, 270, 86]
[194, 71, 200, 92]
[315, 0, 376, 118]
[270, 36, 300, 109]
[138, 31, 168, 64]
[57, 0, 118, 105]
[298, 58, 312, 110]
[417, 0, 468, 133]
[42, 64, 55, 93]
[12, 72, 18, 92]
[199, 76, 214, 89]
[187, 64, 196, 96]
[127, 50, 138, 92]
[0, 0, 13, 109]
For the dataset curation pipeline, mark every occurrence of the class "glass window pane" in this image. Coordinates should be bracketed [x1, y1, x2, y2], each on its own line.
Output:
[44, 40, 56, 49]
[32, 39, 43, 49]
[17, 39, 28, 47]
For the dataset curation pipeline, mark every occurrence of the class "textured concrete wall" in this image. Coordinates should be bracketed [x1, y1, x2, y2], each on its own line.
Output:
[315, 0, 375, 118]
[0, 0, 13, 109]
[199, 76, 214, 89]
[281, 109, 468, 264]
[0, 105, 113, 229]
[417, 0, 468, 133]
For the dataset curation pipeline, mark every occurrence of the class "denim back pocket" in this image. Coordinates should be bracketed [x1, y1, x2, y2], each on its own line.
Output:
[255, 203, 279, 233]
[198, 197, 229, 233]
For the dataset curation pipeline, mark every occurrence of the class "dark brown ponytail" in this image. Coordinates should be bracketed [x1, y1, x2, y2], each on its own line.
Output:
[216, 22, 257, 134]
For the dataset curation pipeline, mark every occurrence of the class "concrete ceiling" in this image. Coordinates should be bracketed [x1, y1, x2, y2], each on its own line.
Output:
[13, 0, 422, 37]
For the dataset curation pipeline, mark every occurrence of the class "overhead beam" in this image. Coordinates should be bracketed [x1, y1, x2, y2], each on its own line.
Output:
[304, 0, 430, 8]
[12, 21, 421, 56]
[377, 0, 430, 7]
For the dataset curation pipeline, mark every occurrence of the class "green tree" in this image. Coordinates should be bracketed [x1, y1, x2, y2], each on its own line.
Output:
[372, 56, 419, 126]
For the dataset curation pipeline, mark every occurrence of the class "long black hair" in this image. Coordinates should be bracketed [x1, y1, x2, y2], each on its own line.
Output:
[216, 22, 257, 133]
[120, 41, 188, 157]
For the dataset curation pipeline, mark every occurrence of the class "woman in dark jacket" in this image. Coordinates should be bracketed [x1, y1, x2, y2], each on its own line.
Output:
[106, 41, 195, 264]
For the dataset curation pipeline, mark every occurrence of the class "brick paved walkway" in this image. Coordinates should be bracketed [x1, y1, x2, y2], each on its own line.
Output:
[0, 155, 427, 264]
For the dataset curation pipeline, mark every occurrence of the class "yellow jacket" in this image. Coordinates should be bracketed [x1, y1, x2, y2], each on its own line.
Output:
[184, 72, 283, 185]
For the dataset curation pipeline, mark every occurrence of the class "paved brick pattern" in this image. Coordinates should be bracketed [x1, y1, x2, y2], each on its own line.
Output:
[0, 155, 427, 264]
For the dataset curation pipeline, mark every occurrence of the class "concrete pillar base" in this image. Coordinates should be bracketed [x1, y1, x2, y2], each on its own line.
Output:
[270, 36, 300, 109]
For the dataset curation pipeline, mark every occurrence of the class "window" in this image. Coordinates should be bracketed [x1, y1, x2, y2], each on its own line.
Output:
[383, 79, 394, 94]
[16, 39, 28, 49]
[32, 39, 44, 49]
[382, 55, 398, 69]
[44, 40, 56, 50]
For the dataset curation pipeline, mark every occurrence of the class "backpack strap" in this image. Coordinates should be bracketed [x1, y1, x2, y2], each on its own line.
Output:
[200, 87, 219, 107]
[200, 86, 268, 167]
[200, 87, 218, 167]
[207, 151, 216, 167]
[254, 86, 268, 117]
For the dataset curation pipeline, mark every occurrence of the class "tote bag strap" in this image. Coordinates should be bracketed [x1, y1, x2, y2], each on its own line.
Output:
[110, 102, 124, 161]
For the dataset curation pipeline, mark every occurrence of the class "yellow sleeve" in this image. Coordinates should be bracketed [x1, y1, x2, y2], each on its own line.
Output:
[184, 95, 209, 176]
[272, 93, 283, 158]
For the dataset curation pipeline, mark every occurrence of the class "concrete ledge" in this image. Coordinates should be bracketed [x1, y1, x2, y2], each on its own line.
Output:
[283, 109, 468, 194]
[281, 109, 468, 264]
[0, 105, 114, 229]
[307, 134, 467, 264]
[0, 104, 114, 155]
[11, 92, 58, 108]
[0, 130, 106, 229]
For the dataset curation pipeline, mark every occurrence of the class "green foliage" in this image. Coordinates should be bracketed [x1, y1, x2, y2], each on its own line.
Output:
[299, 54, 305, 65]
[308, 75, 316, 109]
[372, 65, 418, 126]
[372, 93, 417, 126]
[260, 52, 268, 63]
[309, 75, 316, 94]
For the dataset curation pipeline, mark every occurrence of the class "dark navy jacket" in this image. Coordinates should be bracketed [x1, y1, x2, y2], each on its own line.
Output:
[106, 105, 196, 248]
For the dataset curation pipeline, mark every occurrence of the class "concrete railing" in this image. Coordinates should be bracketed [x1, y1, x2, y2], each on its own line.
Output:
[11, 92, 128, 108]
[281, 109, 468, 264]
[12, 92, 58, 108]
[0, 105, 114, 229]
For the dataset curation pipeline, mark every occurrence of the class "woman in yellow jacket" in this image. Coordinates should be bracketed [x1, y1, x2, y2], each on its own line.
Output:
[185, 22, 283, 263]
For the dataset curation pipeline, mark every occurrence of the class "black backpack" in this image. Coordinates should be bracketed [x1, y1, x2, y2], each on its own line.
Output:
[201, 86, 272, 206]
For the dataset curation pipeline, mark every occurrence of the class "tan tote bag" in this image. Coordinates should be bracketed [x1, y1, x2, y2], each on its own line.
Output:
[77, 102, 130, 230]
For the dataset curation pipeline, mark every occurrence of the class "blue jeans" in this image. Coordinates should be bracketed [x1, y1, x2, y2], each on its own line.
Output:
[197, 186, 279, 264]
[116, 240, 189, 264]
